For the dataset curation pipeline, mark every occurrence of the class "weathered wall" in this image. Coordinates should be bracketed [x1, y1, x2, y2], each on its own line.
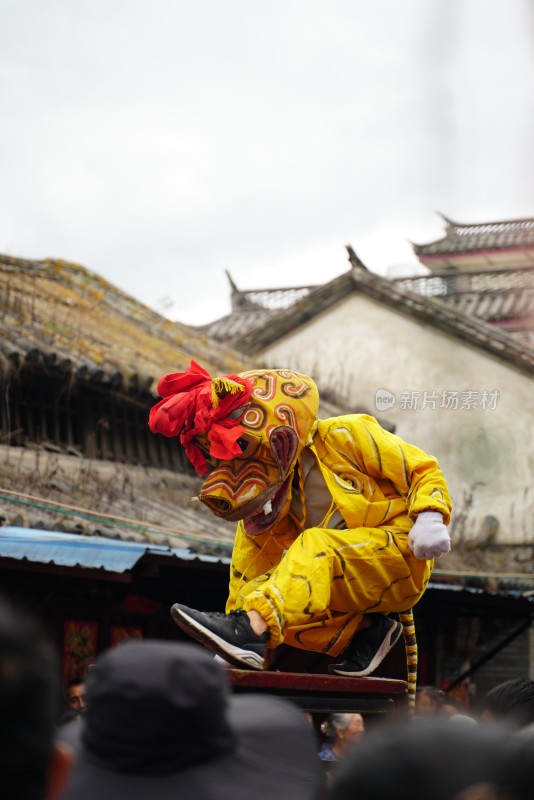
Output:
[258, 293, 534, 553]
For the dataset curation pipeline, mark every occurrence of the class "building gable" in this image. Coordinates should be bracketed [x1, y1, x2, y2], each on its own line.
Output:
[231, 248, 534, 379]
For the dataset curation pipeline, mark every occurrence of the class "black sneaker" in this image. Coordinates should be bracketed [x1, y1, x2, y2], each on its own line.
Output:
[329, 615, 403, 677]
[170, 604, 269, 670]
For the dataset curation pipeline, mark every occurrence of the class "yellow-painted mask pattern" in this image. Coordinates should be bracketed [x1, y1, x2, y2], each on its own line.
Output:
[199, 368, 319, 535]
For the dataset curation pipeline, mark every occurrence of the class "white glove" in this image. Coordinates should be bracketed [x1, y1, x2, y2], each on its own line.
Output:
[408, 511, 451, 560]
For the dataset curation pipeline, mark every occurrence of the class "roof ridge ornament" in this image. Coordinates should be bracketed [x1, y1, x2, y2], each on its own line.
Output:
[225, 270, 239, 293]
[436, 211, 456, 231]
[345, 245, 370, 272]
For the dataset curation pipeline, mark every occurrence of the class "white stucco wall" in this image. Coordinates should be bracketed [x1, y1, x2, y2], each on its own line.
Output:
[259, 294, 534, 546]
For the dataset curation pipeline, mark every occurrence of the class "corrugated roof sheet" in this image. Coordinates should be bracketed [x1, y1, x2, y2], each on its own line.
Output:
[0, 527, 230, 574]
[3, 528, 532, 602]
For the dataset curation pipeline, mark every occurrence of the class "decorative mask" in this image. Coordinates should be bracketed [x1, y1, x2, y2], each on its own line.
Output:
[149, 361, 319, 535]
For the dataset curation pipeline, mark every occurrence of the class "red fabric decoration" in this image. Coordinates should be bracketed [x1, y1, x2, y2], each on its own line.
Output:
[148, 360, 253, 475]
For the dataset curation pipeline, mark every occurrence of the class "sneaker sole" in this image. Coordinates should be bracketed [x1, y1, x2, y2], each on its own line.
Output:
[170, 605, 265, 670]
[331, 620, 403, 677]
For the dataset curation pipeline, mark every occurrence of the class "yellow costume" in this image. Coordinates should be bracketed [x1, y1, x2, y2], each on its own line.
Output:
[149, 362, 452, 684]
[229, 413, 451, 655]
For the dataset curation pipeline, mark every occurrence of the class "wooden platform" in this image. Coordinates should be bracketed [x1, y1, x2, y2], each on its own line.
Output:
[228, 668, 408, 715]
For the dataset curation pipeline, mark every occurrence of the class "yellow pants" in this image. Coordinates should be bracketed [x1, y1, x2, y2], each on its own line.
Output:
[227, 525, 431, 658]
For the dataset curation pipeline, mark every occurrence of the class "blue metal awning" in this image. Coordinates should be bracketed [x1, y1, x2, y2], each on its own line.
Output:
[2, 528, 531, 599]
[0, 527, 230, 574]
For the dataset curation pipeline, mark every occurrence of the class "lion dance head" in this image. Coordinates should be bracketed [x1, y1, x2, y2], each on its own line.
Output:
[148, 360, 319, 535]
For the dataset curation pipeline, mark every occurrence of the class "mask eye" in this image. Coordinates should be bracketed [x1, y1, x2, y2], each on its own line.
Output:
[195, 437, 220, 469]
[228, 404, 249, 420]
[234, 434, 260, 459]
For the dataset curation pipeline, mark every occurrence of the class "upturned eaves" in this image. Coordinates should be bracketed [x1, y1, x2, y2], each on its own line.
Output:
[413, 214, 534, 257]
[229, 247, 534, 377]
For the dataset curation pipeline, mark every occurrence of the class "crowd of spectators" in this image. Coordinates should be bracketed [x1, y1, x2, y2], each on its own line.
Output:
[3, 593, 534, 800]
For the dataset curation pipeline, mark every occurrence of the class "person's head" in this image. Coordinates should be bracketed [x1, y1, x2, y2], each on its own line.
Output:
[60, 639, 323, 800]
[322, 713, 365, 755]
[481, 679, 534, 730]
[64, 678, 86, 713]
[415, 685, 443, 716]
[148, 362, 319, 535]
[330, 718, 506, 800]
[0, 597, 72, 800]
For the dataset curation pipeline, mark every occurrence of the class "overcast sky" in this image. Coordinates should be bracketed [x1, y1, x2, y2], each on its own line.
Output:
[1, 0, 533, 324]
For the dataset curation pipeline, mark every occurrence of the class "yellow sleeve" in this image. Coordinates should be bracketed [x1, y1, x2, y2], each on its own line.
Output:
[336, 415, 452, 525]
[226, 521, 288, 611]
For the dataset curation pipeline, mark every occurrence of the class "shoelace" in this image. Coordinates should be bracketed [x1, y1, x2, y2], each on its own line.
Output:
[228, 609, 248, 623]
[228, 609, 267, 639]
[202, 609, 246, 620]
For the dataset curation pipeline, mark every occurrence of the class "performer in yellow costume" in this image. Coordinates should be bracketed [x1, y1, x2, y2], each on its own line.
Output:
[149, 361, 452, 676]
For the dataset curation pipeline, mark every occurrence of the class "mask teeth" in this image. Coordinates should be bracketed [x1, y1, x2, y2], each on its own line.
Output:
[263, 499, 273, 515]
[191, 496, 200, 503]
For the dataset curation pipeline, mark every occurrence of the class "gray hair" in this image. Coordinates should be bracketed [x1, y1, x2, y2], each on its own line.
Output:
[320, 713, 355, 739]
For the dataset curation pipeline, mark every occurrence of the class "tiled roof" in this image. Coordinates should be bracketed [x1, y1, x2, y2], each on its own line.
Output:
[200, 307, 275, 343]
[413, 213, 534, 258]
[0, 444, 236, 557]
[199, 272, 319, 344]
[440, 290, 534, 327]
[394, 267, 534, 329]
[225, 247, 534, 376]
[0, 253, 251, 558]
[0, 254, 250, 391]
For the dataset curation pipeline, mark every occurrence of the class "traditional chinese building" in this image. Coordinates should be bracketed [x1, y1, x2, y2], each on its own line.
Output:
[395, 214, 534, 349]
[412, 213, 534, 270]
[0, 254, 249, 472]
[207, 214, 534, 352]
[0, 253, 250, 684]
[200, 241, 534, 703]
